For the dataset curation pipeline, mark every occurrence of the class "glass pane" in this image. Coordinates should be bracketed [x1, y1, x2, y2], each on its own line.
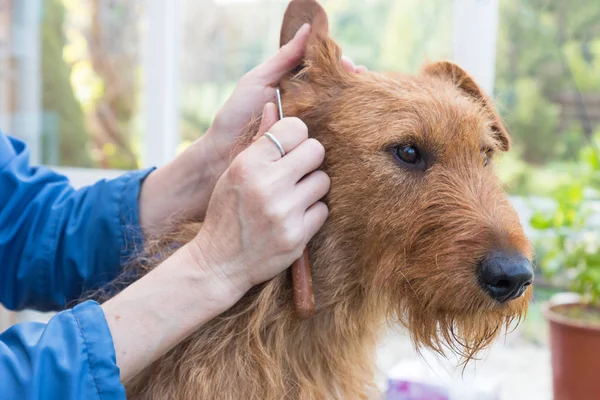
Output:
[178, 0, 454, 150]
[495, 0, 600, 196]
[0, 0, 145, 169]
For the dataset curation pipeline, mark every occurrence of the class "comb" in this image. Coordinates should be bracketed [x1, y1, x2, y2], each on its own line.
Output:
[276, 88, 316, 319]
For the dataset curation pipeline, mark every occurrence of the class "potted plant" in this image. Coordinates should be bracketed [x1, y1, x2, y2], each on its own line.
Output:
[531, 136, 600, 400]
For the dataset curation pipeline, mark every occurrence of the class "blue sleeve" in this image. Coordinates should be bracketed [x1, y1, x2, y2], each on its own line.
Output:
[0, 300, 125, 400]
[0, 133, 155, 311]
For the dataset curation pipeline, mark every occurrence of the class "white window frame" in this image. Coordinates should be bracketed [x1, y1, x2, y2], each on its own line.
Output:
[0, 0, 184, 327]
[50, 0, 183, 187]
[11, 0, 42, 164]
[452, 0, 499, 96]
[142, 0, 182, 169]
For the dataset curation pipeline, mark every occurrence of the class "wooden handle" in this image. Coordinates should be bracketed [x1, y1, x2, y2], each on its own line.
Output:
[292, 248, 315, 318]
[273, 88, 314, 318]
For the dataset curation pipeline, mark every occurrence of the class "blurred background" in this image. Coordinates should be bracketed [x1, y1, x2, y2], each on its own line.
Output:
[1, 0, 600, 399]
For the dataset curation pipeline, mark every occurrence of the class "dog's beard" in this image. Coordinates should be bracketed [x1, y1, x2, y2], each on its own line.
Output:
[377, 264, 531, 363]
[420, 306, 525, 359]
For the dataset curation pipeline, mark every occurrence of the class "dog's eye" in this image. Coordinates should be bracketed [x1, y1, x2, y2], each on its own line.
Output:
[393, 145, 425, 170]
[396, 146, 419, 163]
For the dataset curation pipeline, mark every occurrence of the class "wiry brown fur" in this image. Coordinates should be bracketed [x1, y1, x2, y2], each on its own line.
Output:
[106, 1, 532, 398]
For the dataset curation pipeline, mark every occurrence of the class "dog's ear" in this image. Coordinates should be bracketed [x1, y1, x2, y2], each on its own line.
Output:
[422, 61, 511, 152]
[279, 0, 344, 89]
[280, 0, 329, 47]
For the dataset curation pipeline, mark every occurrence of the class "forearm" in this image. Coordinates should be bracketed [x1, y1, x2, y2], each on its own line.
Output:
[138, 134, 230, 237]
[102, 242, 242, 382]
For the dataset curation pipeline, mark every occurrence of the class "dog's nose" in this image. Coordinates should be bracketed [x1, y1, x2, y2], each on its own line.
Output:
[478, 251, 533, 303]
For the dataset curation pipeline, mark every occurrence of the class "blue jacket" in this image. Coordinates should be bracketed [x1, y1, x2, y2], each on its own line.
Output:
[0, 132, 154, 399]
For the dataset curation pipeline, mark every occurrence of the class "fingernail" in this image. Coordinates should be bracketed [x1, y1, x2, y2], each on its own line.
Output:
[294, 23, 311, 39]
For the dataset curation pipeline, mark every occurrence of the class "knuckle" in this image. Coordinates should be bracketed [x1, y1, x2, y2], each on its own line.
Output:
[315, 170, 331, 191]
[279, 225, 304, 252]
[278, 44, 295, 62]
[289, 247, 304, 262]
[249, 179, 273, 203]
[229, 156, 253, 181]
[275, 44, 300, 71]
[264, 202, 288, 223]
[283, 117, 308, 139]
[305, 138, 325, 159]
[315, 201, 330, 216]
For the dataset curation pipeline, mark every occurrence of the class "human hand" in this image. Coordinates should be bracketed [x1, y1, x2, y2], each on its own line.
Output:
[205, 23, 366, 163]
[138, 24, 363, 237]
[188, 105, 330, 296]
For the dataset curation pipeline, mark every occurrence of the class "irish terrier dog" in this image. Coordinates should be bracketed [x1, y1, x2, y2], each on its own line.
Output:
[116, 0, 533, 398]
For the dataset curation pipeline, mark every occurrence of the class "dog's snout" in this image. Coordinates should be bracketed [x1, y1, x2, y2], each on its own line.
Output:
[478, 251, 533, 303]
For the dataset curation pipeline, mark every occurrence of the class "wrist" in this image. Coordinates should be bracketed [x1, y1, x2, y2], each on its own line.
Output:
[103, 243, 243, 380]
[201, 127, 237, 175]
[180, 242, 247, 311]
[185, 234, 252, 301]
[138, 135, 228, 237]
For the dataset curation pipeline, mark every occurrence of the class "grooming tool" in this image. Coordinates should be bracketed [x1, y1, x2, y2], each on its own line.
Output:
[276, 88, 284, 121]
[276, 88, 316, 319]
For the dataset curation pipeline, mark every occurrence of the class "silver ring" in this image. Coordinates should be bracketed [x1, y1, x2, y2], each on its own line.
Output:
[264, 132, 286, 157]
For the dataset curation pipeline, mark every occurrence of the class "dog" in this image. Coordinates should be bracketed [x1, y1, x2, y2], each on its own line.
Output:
[122, 1, 533, 398]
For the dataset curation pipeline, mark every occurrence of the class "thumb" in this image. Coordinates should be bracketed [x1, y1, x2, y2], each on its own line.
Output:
[249, 23, 311, 85]
[253, 103, 280, 142]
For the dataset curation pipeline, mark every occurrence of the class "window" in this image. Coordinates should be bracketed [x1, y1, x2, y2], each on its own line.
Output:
[178, 0, 457, 150]
[0, 0, 145, 169]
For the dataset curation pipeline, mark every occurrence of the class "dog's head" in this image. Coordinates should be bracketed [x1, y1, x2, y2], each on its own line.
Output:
[278, 0, 532, 360]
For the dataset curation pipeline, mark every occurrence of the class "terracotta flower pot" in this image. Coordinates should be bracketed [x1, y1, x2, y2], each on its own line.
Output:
[545, 303, 600, 400]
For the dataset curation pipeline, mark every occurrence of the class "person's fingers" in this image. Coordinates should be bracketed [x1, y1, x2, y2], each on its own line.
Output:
[279, 138, 325, 181]
[248, 24, 311, 85]
[253, 103, 280, 143]
[342, 56, 368, 74]
[342, 56, 356, 73]
[303, 201, 329, 244]
[249, 117, 308, 162]
[295, 170, 330, 210]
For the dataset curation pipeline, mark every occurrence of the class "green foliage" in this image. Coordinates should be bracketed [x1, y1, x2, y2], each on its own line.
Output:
[532, 131, 600, 304]
[326, 0, 391, 70]
[564, 39, 600, 92]
[323, 0, 453, 73]
[41, 0, 92, 167]
[496, 150, 575, 196]
[378, 0, 453, 73]
[179, 83, 236, 146]
[177, 0, 599, 194]
[501, 78, 560, 165]
[42, 0, 600, 173]
[494, 0, 600, 167]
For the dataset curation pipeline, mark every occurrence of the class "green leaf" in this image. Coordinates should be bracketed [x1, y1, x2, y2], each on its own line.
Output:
[530, 212, 553, 229]
[581, 146, 600, 170]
